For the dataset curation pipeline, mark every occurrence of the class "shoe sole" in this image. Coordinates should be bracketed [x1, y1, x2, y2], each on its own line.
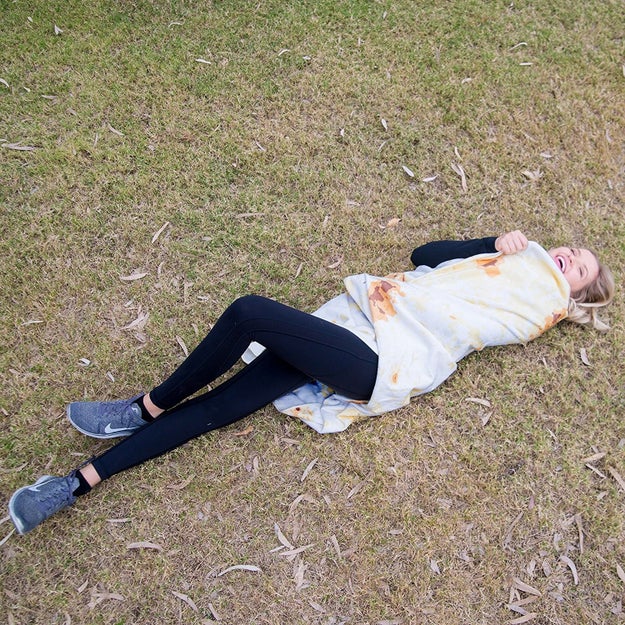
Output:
[66, 405, 136, 439]
[8, 476, 54, 535]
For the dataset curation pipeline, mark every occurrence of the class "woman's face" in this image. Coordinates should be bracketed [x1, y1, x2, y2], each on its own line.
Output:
[549, 246, 599, 295]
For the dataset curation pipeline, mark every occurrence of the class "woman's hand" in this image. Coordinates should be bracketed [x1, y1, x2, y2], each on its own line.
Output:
[495, 230, 529, 255]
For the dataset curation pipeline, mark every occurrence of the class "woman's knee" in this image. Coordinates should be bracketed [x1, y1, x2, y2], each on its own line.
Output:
[226, 294, 269, 324]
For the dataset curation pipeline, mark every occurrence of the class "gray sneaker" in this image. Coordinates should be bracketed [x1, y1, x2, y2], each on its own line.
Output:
[67, 394, 146, 438]
[9, 473, 79, 534]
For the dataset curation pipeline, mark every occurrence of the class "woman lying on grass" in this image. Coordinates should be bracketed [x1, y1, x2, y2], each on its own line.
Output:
[8, 230, 614, 534]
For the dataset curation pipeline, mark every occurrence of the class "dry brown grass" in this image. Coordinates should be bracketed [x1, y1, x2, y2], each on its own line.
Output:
[1, 1, 624, 623]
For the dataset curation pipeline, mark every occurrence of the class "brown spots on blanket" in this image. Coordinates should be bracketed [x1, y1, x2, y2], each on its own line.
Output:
[384, 272, 407, 282]
[391, 371, 399, 385]
[340, 408, 366, 423]
[368, 280, 404, 321]
[527, 308, 568, 341]
[292, 406, 314, 420]
[475, 256, 502, 277]
[543, 309, 567, 332]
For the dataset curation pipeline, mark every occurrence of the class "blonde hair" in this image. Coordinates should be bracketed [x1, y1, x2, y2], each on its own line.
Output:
[566, 257, 615, 331]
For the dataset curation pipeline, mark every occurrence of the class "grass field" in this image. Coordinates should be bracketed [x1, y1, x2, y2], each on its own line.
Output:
[1, 1, 624, 623]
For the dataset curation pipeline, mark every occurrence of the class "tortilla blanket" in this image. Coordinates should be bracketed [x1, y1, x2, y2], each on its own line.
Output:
[244, 242, 570, 433]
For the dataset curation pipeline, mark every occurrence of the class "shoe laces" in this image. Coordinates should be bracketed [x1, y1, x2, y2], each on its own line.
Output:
[38, 475, 77, 510]
[105, 396, 142, 425]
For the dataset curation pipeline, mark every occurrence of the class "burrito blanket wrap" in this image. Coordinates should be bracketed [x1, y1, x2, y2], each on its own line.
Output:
[244, 242, 570, 433]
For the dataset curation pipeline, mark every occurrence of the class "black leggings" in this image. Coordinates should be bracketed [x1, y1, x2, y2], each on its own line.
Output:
[92, 296, 378, 480]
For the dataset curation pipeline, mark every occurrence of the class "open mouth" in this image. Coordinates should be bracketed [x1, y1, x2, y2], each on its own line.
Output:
[555, 255, 566, 272]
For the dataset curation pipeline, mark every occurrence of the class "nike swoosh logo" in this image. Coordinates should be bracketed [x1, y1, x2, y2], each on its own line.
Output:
[104, 423, 129, 434]
[28, 484, 45, 492]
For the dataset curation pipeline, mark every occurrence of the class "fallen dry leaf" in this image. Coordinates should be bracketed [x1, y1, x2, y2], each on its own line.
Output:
[108, 123, 124, 136]
[218, 564, 262, 576]
[608, 466, 625, 492]
[87, 592, 124, 609]
[235, 212, 265, 218]
[327, 256, 343, 269]
[616, 563, 625, 584]
[274, 523, 294, 550]
[503, 511, 524, 548]
[54, 24, 63, 35]
[560, 555, 579, 585]
[451, 162, 467, 191]
[233, 425, 254, 437]
[521, 169, 542, 181]
[466, 397, 492, 408]
[575, 513, 584, 554]
[76, 580, 89, 593]
[402, 165, 415, 178]
[301, 458, 318, 482]
[0, 78, 9, 88]
[176, 336, 189, 356]
[508, 596, 538, 612]
[172, 591, 198, 612]
[3, 143, 37, 151]
[294, 559, 308, 590]
[278, 544, 313, 558]
[580, 348, 591, 366]
[330, 534, 341, 559]
[347, 481, 365, 499]
[0, 527, 15, 547]
[120, 272, 147, 281]
[151, 221, 170, 243]
[386, 217, 401, 228]
[422, 174, 438, 182]
[507, 614, 537, 624]
[512, 578, 541, 596]
[288, 493, 316, 514]
[381, 118, 388, 131]
[127, 541, 163, 551]
[582, 451, 606, 464]
[121, 311, 149, 331]
[168, 475, 194, 490]
[586, 463, 607, 479]
[309, 600, 325, 613]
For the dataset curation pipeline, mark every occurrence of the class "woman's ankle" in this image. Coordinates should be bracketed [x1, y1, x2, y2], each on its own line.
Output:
[78, 463, 101, 489]
[142, 392, 165, 419]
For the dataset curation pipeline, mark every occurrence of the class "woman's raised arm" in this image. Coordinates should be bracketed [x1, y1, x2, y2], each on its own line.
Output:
[410, 236, 497, 268]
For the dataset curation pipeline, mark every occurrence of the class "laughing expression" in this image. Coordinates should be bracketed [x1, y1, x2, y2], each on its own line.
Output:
[548, 246, 599, 295]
